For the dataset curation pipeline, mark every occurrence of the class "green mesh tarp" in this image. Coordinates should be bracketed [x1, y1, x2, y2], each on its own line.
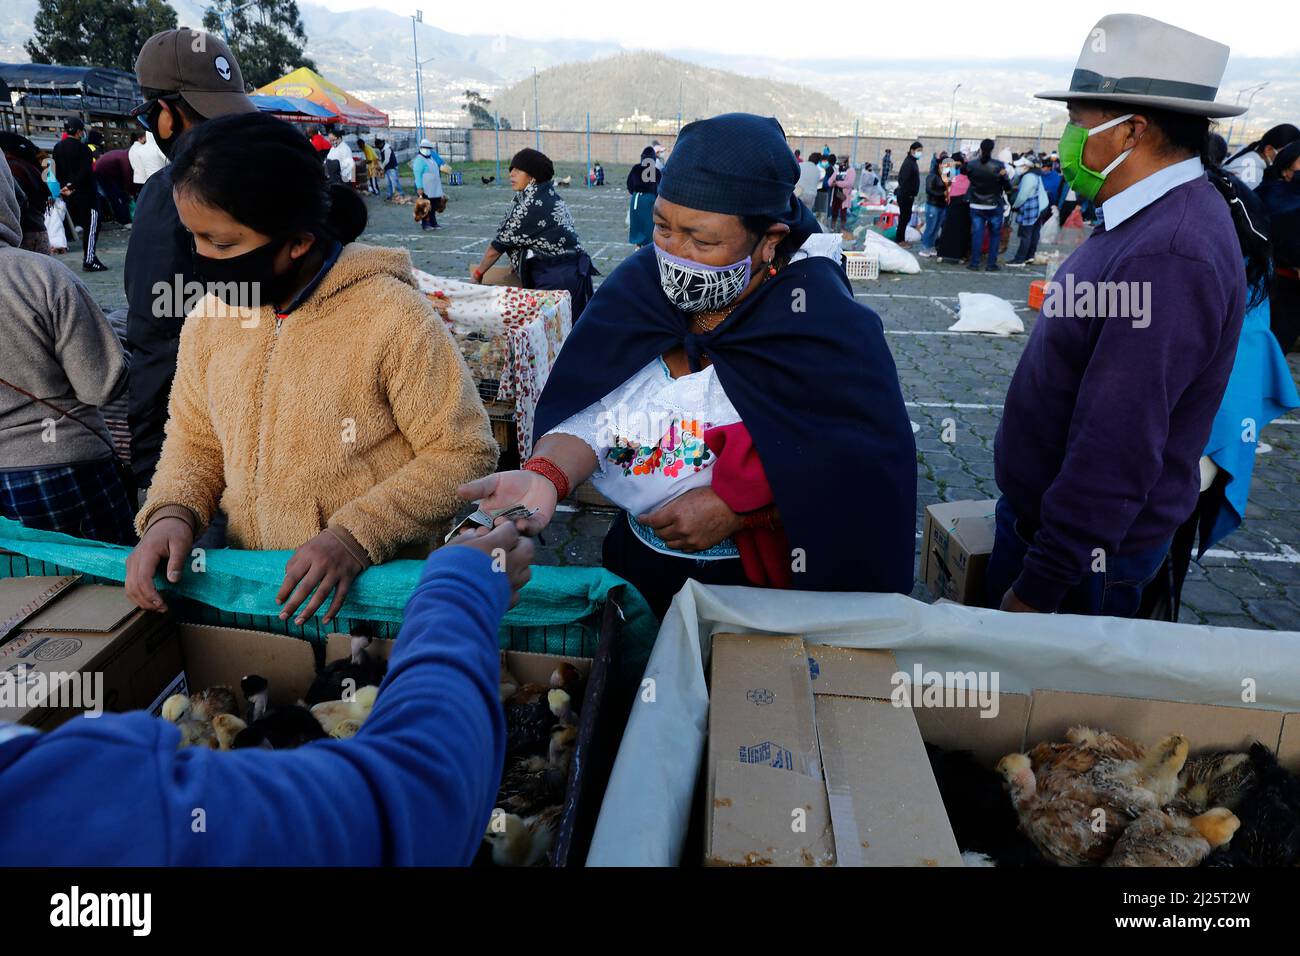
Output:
[0, 517, 657, 672]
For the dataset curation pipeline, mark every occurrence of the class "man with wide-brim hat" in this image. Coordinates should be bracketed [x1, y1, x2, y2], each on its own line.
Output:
[987, 14, 1251, 619]
[124, 28, 258, 501]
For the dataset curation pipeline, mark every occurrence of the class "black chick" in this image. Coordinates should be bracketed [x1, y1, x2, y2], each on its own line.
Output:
[1203, 743, 1300, 867]
[303, 644, 388, 706]
[235, 674, 329, 750]
[926, 743, 1050, 867]
[481, 175, 495, 185]
[505, 684, 571, 760]
[232, 706, 329, 750]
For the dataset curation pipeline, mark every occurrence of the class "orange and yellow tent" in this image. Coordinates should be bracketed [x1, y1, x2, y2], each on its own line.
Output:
[254, 67, 388, 127]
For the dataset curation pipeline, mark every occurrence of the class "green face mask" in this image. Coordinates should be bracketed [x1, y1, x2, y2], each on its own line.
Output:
[1057, 112, 1134, 202]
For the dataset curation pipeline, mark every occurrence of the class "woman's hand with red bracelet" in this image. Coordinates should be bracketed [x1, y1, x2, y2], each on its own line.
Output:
[457, 470, 557, 536]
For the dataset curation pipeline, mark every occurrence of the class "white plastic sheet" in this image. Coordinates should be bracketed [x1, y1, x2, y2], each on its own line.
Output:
[949, 291, 1025, 336]
[586, 581, 1300, 867]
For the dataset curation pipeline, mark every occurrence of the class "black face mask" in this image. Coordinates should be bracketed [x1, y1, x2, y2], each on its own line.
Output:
[192, 236, 294, 308]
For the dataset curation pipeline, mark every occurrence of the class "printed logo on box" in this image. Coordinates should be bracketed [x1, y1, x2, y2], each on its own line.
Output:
[745, 688, 774, 706]
[807, 657, 820, 680]
[739, 740, 794, 769]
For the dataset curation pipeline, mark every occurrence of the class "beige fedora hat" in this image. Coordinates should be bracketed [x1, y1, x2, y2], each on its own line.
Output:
[1036, 14, 1246, 118]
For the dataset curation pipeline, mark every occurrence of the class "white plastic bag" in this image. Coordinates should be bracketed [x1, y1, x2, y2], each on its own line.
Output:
[949, 291, 1024, 335]
[44, 200, 68, 252]
[1039, 209, 1060, 247]
[905, 224, 922, 243]
[862, 229, 920, 274]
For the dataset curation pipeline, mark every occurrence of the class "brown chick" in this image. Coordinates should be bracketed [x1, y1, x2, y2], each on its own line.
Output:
[1104, 807, 1240, 867]
[1176, 751, 1255, 812]
[189, 686, 238, 724]
[999, 727, 1190, 866]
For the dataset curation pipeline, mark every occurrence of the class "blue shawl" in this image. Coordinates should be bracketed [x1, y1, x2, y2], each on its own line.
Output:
[532, 245, 917, 594]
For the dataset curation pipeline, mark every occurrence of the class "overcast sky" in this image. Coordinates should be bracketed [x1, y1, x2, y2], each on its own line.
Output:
[310, 0, 1299, 60]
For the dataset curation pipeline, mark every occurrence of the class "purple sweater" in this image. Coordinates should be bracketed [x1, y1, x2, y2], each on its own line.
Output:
[994, 175, 1245, 611]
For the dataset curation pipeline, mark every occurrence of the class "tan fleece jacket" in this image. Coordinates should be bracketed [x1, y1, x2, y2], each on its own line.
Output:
[136, 243, 497, 562]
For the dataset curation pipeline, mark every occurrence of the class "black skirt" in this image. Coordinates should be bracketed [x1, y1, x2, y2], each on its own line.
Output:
[935, 196, 971, 260]
[522, 250, 598, 321]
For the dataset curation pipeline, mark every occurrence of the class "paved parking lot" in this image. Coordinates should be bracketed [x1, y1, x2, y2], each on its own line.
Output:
[80, 162, 1300, 629]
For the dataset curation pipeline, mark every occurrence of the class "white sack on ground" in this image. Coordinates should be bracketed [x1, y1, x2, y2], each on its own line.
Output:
[950, 291, 1024, 335]
[862, 229, 920, 274]
[586, 581, 1300, 866]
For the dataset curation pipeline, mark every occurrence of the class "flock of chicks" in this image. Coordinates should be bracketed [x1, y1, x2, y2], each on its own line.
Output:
[160, 638, 388, 751]
[477, 655, 585, 867]
[928, 726, 1300, 867]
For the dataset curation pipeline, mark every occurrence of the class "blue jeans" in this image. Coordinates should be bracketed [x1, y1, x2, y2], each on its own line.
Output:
[1011, 220, 1042, 262]
[984, 498, 1170, 617]
[921, 203, 946, 250]
[969, 207, 1004, 268]
[385, 168, 402, 198]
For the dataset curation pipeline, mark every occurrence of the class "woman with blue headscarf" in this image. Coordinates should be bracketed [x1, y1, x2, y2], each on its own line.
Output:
[458, 114, 917, 617]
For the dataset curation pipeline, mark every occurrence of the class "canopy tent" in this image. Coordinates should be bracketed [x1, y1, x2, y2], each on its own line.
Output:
[254, 67, 388, 127]
[249, 93, 336, 122]
[0, 63, 141, 116]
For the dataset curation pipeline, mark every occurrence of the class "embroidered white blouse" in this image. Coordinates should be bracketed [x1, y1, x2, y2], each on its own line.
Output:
[541, 233, 841, 558]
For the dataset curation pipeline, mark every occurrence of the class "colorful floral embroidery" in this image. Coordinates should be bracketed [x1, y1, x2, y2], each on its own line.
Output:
[607, 418, 714, 478]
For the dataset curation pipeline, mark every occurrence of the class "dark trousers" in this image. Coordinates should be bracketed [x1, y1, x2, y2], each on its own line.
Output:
[969, 207, 1004, 268]
[68, 198, 100, 265]
[984, 497, 1172, 618]
[894, 196, 914, 243]
[1010, 220, 1042, 263]
[602, 511, 748, 619]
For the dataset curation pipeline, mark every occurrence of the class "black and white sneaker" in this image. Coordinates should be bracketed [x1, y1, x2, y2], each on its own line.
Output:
[83, 259, 108, 272]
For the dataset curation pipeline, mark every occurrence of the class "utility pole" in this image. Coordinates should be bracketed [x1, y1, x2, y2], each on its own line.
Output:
[1225, 82, 1268, 153]
[586, 112, 591, 188]
[532, 67, 540, 150]
[948, 83, 961, 155]
[494, 109, 501, 184]
[851, 118, 859, 169]
[410, 12, 425, 139]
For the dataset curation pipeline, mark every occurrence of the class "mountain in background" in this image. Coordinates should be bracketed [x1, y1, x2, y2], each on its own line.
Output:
[490, 51, 854, 133]
[1, 1, 1294, 135]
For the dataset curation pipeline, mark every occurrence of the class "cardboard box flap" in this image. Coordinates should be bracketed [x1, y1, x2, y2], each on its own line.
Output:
[709, 760, 835, 866]
[1276, 713, 1300, 773]
[908, 688, 1031, 769]
[22, 584, 138, 633]
[0, 575, 80, 631]
[1026, 689, 1286, 756]
[324, 632, 396, 665]
[949, 513, 996, 554]
[806, 645, 899, 699]
[177, 623, 318, 709]
[504, 650, 591, 686]
[816, 694, 963, 867]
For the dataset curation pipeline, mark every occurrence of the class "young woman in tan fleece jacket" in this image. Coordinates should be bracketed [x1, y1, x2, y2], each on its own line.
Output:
[125, 113, 497, 625]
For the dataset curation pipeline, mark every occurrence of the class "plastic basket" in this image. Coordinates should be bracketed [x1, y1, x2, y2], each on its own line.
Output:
[844, 251, 880, 281]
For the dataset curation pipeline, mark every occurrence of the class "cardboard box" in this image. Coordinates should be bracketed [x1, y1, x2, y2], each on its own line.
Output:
[704, 636, 1296, 868]
[706, 638, 962, 867]
[0, 577, 178, 729]
[706, 633, 832, 866]
[921, 499, 997, 605]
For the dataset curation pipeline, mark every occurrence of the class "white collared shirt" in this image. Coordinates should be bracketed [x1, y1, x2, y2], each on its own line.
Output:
[1099, 156, 1204, 231]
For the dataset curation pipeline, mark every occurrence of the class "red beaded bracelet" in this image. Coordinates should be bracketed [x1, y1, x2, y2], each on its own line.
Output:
[523, 456, 570, 502]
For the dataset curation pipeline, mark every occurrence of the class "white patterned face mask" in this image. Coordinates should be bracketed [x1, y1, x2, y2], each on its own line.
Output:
[653, 245, 753, 314]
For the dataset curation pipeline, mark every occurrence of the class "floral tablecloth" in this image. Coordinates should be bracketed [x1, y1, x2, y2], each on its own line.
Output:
[412, 271, 572, 458]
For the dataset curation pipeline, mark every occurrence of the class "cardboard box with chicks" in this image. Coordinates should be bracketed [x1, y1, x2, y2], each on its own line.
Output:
[705, 633, 1300, 868]
[0, 575, 625, 867]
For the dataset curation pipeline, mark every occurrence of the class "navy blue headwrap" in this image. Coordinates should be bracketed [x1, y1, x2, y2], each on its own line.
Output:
[532, 245, 918, 595]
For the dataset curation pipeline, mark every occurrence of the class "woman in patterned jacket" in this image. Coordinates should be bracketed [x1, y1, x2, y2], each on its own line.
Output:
[468, 148, 597, 318]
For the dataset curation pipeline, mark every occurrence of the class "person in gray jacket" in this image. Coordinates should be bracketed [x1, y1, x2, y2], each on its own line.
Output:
[0, 159, 134, 544]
